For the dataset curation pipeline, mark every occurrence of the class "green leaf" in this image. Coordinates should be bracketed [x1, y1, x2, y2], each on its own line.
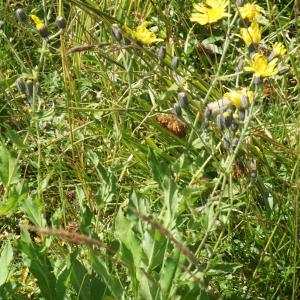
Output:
[0, 142, 20, 187]
[90, 253, 124, 300]
[0, 241, 13, 286]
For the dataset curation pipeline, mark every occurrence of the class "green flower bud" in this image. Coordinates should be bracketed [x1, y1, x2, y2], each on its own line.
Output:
[223, 109, 233, 128]
[241, 95, 249, 109]
[56, 16, 67, 29]
[16, 8, 27, 22]
[279, 65, 289, 75]
[223, 133, 231, 149]
[216, 113, 225, 131]
[0, 20, 4, 30]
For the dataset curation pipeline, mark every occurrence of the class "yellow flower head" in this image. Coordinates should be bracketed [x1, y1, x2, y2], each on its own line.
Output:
[272, 42, 287, 58]
[224, 88, 254, 109]
[126, 21, 163, 45]
[190, 0, 231, 25]
[240, 20, 261, 46]
[244, 54, 278, 77]
[238, 2, 263, 21]
[31, 15, 44, 30]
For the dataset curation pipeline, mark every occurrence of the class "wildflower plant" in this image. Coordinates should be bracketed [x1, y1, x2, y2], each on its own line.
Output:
[0, 0, 298, 299]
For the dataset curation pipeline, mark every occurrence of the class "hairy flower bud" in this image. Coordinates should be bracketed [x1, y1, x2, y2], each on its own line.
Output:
[157, 46, 166, 61]
[0, 20, 4, 30]
[171, 56, 179, 70]
[16, 8, 27, 22]
[16, 78, 26, 94]
[232, 137, 239, 149]
[238, 109, 246, 121]
[38, 25, 49, 38]
[56, 16, 67, 29]
[26, 80, 33, 98]
[178, 92, 188, 109]
[173, 103, 182, 118]
[204, 106, 212, 120]
[111, 24, 122, 42]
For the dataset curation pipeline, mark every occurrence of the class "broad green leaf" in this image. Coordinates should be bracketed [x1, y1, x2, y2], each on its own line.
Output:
[90, 253, 124, 300]
[0, 142, 20, 187]
[0, 241, 13, 286]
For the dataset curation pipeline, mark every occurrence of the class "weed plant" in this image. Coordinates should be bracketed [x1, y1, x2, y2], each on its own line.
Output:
[0, 0, 299, 299]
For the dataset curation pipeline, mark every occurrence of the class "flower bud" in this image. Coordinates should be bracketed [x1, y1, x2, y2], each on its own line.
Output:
[0, 20, 4, 30]
[38, 25, 49, 38]
[178, 92, 188, 109]
[111, 24, 122, 42]
[26, 80, 33, 98]
[238, 109, 245, 121]
[279, 65, 289, 75]
[171, 56, 179, 70]
[56, 16, 67, 29]
[216, 113, 225, 131]
[231, 121, 239, 133]
[248, 43, 256, 56]
[223, 109, 233, 128]
[157, 46, 166, 61]
[16, 8, 27, 22]
[16, 78, 26, 94]
[223, 133, 231, 149]
[173, 103, 182, 118]
[236, 59, 244, 72]
[236, 0, 245, 7]
[204, 106, 212, 120]
[254, 76, 261, 86]
[232, 137, 239, 149]
[241, 95, 249, 109]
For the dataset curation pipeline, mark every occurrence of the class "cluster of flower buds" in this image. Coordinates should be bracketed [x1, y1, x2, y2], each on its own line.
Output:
[173, 92, 189, 118]
[15, 8, 67, 39]
[15, 77, 41, 99]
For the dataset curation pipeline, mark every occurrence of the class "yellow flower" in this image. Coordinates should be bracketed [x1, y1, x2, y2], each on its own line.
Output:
[126, 21, 163, 45]
[240, 20, 261, 46]
[272, 42, 287, 58]
[190, 0, 231, 25]
[224, 88, 254, 109]
[238, 2, 263, 21]
[31, 15, 44, 30]
[244, 54, 278, 77]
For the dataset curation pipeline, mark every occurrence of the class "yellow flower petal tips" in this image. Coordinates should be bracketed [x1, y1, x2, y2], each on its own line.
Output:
[240, 20, 261, 46]
[224, 88, 254, 109]
[272, 42, 287, 58]
[238, 2, 263, 21]
[126, 21, 163, 45]
[31, 15, 44, 30]
[244, 54, 278, 77]
[190, 0, 231, 25]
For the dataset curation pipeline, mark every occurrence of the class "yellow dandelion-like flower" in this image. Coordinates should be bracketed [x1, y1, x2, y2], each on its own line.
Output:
[272, 42, 287, 58]
[238, 2, 263, 21]
[240, 20, 261, 46]
[126, 21, 163, 45]
[224, 88, 254, 109]
[244, 54, 278, 77]
[31, 15, 44, 30]
[190, 0, 231, 25]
